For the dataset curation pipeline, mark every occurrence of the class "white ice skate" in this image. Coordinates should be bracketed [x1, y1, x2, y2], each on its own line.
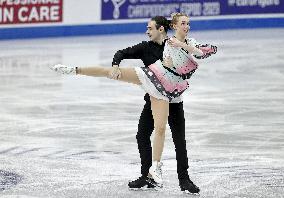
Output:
[149, 161, 163, 187]
[50, 64, 76, 75]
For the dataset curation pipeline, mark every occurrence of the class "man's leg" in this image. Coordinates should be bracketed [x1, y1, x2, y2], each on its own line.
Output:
[137, 98, 154, 177]
[128, 94, 155, 189]
[168, 102, 189, 180]
[168, 102, 200, 194]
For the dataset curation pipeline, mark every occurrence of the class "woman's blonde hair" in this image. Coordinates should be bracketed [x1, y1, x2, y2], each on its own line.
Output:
[169, 12, 189, 29]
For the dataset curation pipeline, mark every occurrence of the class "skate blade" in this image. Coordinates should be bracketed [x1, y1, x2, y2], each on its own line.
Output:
[182, 190, 200, 196]
[147, 180, 163, 188]
[129, 186, 158, 191]
[150, 175, 163, 185]
[153, 183, 163, 188]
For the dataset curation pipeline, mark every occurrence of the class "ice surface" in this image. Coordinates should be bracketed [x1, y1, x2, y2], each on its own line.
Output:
[0, 29, 284, 198]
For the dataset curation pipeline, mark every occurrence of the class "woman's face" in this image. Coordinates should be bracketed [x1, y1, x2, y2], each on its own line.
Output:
[173, 16, 190, 38]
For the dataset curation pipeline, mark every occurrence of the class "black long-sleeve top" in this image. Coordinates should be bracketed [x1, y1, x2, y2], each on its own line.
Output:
[112, 40, 166, 67]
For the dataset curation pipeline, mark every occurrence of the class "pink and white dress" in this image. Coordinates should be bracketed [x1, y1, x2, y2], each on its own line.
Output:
[135, 38, 217, 102]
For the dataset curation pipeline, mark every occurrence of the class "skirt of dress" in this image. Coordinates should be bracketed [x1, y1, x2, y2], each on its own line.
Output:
[134, 67, 183, 103]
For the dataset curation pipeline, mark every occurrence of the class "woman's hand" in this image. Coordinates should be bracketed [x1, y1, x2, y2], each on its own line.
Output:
[167, 37, 183, 48]
[163, 56, 174, 68]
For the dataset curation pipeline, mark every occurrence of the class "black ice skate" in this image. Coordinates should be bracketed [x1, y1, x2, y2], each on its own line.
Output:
[179, 178, 200, 195]
[128, 176, 157, 190]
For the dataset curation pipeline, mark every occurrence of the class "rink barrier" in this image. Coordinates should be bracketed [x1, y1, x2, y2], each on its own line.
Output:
[0, 17, 284, 40]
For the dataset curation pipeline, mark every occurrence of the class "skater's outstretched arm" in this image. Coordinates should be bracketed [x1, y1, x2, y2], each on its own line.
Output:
[111, 42, 151, 80]
[167, 37, 217, 59]
[112, 42, 146, 66]
[167, 37, 203, 56]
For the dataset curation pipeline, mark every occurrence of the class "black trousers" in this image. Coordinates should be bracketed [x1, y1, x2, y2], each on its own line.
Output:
[136, 94, 189, 180]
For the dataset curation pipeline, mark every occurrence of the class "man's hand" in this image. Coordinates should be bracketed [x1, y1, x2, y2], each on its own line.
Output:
[108, 65, 122, 80]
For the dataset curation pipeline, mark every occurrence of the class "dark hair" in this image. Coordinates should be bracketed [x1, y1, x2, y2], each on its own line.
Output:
[151, 16, 171, 33]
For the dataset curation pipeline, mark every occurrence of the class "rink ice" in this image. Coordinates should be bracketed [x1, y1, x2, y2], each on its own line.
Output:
[0, 29, 284, 198]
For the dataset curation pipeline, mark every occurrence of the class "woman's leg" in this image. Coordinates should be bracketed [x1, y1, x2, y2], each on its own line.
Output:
[78, 66, 141, 85]
[79, 66, 170, 160]
[78, 66, 170, 158]
[150, 96, 169, 162]
[149, 96, 169, 185]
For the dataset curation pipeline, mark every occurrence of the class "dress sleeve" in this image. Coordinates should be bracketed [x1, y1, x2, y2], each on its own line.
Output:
[163, 40, 172, 59]
[189, 38, 217, 59]
[186, 38, 203, 56]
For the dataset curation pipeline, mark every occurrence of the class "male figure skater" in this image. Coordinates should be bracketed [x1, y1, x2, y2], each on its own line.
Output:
[110, 16, 200, 194]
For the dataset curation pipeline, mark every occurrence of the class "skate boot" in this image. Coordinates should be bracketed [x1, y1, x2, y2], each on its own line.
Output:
[50, 64, 76, 75]
[179, 177, 200, 194]
[128, 176, 157, 190]
[149, 161, 163, 187]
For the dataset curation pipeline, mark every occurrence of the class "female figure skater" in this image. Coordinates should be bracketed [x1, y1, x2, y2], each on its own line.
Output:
[51, 13, 217, 193]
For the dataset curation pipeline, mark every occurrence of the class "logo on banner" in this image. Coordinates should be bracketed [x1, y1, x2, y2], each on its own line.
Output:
[103, 0, 126, 19]
[0, 0, 63, 25]
[101, 0, 284, 20]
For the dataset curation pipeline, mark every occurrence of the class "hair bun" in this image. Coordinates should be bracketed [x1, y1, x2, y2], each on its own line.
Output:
[171, 13, 178, 18]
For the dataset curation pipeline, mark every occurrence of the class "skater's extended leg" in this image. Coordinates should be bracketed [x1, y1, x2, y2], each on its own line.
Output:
[77, 67, 141, 85]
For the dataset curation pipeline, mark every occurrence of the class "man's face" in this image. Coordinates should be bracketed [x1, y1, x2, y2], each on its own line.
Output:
[146, 21, 162, 42]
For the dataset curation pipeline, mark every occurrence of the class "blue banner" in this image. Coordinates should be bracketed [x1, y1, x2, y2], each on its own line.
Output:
[101, 0, 284, 20]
